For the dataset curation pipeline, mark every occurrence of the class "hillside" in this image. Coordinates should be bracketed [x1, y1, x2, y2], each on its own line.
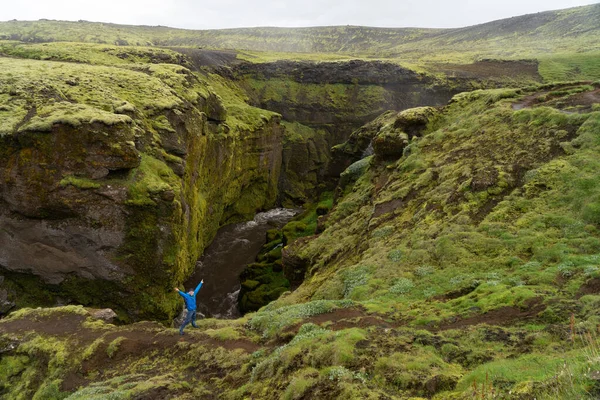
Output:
[0, 3, 600, 400]
[1, 82, 600, 399]
[0, 3, 599, 59]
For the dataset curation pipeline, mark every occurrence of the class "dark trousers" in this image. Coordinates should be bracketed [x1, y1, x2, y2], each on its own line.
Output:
[180, 310, 197, 334]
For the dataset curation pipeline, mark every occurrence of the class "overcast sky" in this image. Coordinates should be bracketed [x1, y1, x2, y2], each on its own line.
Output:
[1, 0, 598, 30]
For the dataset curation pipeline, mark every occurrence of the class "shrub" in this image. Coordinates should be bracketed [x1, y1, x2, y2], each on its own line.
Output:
[327, 366, 367, 383]
[388, 249, 403, 262]
[389, 278, 414, 295]
[247, 300, 353, 338]
[343, 266, 370, 298]
[373, 226, 394, 238]
[557, 262, 575, 278]
[415, 265, 435, 277]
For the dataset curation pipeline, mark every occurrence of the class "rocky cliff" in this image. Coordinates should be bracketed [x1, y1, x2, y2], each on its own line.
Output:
[229, 60, 450, 203]
[0, 55, 283, 321]
[228, 59, 540, 203]
[1, 82, 599, 399]
[0, 42, 548, 321]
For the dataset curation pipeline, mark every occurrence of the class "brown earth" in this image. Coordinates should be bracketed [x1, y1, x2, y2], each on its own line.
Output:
[433, 59, 542, 81]
[0, 310, 261, 394]
[578, 277, 600, 297]
[512, 83, 599, 112]
[436, 297, 546, 331]
[283, 307, 400, 335]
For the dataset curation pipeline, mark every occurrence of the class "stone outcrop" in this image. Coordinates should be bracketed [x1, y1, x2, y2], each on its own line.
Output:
[0, 60, 284, 321]
[373, 106, 438, 159]
[87, 308, 118, 323]
[228, 60, 458, 203]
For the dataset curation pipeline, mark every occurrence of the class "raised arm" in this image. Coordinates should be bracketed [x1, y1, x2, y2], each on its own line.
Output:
[174, 287, 185, 298]
[193, 279, 204, 296]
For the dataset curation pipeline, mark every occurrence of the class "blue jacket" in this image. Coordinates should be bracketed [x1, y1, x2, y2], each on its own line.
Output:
[178, 282, 203, 311]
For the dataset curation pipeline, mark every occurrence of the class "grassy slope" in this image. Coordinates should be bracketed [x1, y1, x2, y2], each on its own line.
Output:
[2, 84, 600, 399]
[0, 5, 600, 399]
[0, 5, 598, 56]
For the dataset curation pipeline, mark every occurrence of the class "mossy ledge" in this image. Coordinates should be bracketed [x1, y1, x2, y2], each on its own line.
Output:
[0, 56, 282, 322]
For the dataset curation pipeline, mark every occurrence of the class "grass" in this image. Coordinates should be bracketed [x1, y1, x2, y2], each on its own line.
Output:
[0, 7, 599, 399]
[247, 299, 353, 338]
[538, 52, 600, 82]
[106, 337, 126, 358]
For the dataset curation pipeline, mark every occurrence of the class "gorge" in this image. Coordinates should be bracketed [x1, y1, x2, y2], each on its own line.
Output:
[1, 4, 600, 399]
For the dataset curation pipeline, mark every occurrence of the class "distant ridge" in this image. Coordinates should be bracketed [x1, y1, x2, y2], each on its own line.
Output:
[0, 3, 598, 57]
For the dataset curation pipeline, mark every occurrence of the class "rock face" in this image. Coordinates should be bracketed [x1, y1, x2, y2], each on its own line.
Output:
[229, 60, 459, 203]
[0, 121, 138, 284]
[0, 57, 283, 321]
[372, 106, 438, 160]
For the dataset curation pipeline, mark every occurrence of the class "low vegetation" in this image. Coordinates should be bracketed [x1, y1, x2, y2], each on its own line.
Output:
[1, 4, 600, 399]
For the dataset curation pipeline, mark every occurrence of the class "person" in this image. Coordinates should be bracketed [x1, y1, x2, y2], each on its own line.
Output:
[174, 279, 204, 335]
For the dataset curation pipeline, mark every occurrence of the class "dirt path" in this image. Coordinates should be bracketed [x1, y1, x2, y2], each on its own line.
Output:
[435, 297, 545, 331]
[283, 307, 400, 334]
[512, 83, 599, 112]
[0, 311, 262, 357]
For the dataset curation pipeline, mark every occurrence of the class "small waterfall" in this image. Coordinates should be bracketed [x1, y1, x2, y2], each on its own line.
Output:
[184, 208, 298, 319]
[213, 288, 241, 319]
[361, 141, 374, 158]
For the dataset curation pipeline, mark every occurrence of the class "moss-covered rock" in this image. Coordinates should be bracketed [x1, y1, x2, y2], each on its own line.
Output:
[0, 53, 283, 321]
[239, 262, 290, 313]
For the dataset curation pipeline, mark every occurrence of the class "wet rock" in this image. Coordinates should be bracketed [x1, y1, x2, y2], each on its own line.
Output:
[204, 92, 227, 122]
[238, 262, 290, 313]
[242, 280, 260, 290]
[90, 167, 110, 179]
[0, 336, 19, 354]
[96, 185, 128, 203]
[167, 161, 185, 177]
[393, 106, 437, 137]
[315, 214, 329, 234]
[372, 124, 410, 159]
[0, 287, 16, 316]
[0, 214, 126, 284]
[365, 107, 439, 160]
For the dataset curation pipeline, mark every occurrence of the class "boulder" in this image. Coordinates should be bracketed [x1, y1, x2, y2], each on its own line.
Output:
[88, 308, 118, 323]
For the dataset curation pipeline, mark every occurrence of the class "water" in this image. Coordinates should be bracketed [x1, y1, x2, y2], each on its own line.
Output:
[361, 142, 374, 158]
[184, 208, 298, 319]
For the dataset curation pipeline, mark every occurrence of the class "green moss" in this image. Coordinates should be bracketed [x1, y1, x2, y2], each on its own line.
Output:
[204, 327, 243, 341]
[0, 355, 30, 381]
[82, 338, 105, 360]
[375, 348, 462, 395]
[59, 175, 101, 189]
[106, 337, 126, 358]
[125, 153, 179, 207]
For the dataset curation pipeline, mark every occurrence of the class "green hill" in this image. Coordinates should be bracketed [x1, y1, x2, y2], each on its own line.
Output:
[0, 3, 600, 400]
[1, 3, 599, 58]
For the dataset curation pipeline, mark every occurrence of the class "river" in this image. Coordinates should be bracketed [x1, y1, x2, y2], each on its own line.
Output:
[184, 208, 298, 319]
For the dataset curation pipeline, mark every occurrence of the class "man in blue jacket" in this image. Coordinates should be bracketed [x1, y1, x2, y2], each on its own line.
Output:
[174, 279, 204, 335]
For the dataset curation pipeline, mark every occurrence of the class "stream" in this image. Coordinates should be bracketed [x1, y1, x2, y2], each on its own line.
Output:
[184, 208, 298, 319]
